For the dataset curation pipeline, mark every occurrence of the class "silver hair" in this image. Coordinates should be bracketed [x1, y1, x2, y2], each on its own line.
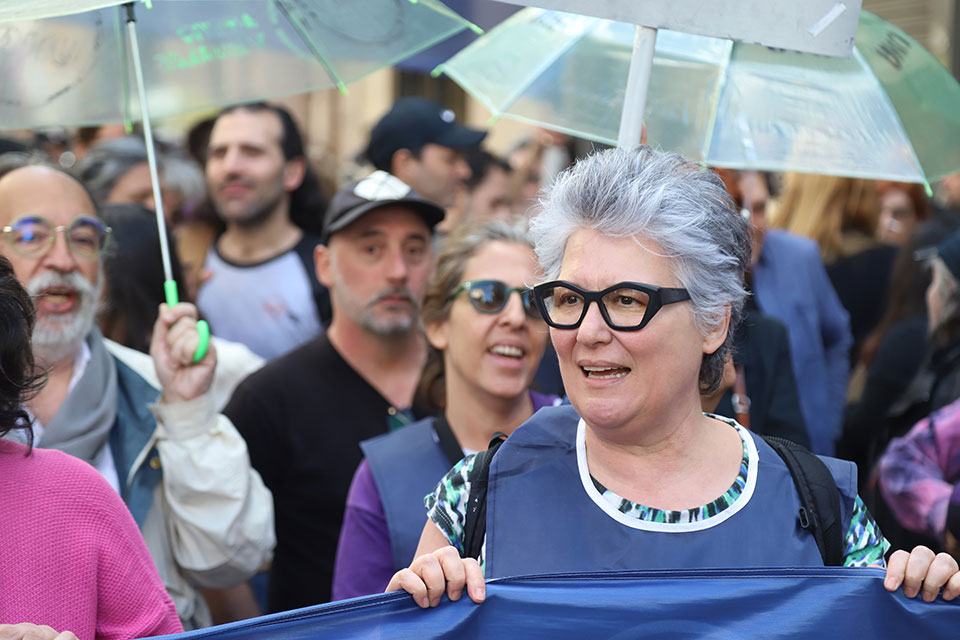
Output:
[75, 135, 159, 203]
[161, 152, 205, 208]
[529, 146, 751, 392]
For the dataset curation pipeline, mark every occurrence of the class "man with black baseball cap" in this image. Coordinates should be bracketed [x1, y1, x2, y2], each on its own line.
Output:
[224, 171, 442, 613]
[364, 97, 486, 209]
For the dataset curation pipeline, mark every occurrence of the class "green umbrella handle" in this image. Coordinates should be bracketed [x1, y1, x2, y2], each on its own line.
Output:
[164, 280, 210, 363]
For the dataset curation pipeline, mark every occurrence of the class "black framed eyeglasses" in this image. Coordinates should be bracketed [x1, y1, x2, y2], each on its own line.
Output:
[2, 215, 111, 260]
[532, 280, 690, 331]
[449, 279, 542, 320]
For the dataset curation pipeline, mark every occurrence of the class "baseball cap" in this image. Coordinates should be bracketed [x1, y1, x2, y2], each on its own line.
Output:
[364, 97, 486, 171]
[321, 171, 446, 243]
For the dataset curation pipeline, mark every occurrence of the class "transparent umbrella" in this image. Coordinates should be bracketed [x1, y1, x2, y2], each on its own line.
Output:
[0, 0, 476, 128]
[436, 7, 960, 185]
[0, 0, 475, 360]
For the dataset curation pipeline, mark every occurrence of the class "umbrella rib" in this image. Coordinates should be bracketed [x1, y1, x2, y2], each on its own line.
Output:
[444, 15, 596, 123]
[273, 0, 347, 95]
[419, 0, 483, 35]
[853, 46, 930, 190]
[699, 40, 734, 165]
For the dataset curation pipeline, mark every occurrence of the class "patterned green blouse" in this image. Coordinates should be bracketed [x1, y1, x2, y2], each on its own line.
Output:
[425, 415, 889, 572]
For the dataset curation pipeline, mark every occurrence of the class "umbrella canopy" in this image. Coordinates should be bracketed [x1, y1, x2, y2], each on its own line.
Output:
[0, 0, 476, 129]
[436, 8, 960, 184]
[0, 0, 475, 362]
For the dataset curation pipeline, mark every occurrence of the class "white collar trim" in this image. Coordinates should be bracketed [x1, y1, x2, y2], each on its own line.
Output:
[575, 417, 759, 532]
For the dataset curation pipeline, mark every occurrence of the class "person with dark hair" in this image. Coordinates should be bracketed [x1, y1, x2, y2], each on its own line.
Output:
[0, 255, 183, 640]
[96, 203, 263, 394]
[0, 161, 274, 630]
[841, 222, 954, 484]
[364, 97, 485, 210]
[386, 147, 959, 609]
[462, 149, 513, 217]
[876, 181, 933, 247]
[224, 171, 442, 611]
[197, 102, 331, 360]
[438, 149, 515, 235]
[332, 218, 558, 599]
[97, 203, 190, 354]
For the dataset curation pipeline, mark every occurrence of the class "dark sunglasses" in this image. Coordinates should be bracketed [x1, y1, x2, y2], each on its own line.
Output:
[450, 280, 542, 320]
[532, 280, 690, 331]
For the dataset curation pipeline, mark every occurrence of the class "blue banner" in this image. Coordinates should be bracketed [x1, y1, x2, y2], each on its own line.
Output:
[151, 568, 959, 639]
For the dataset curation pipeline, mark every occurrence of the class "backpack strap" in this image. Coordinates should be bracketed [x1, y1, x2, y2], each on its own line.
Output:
[761, 435, 844, 566]
[461, 432, 507, 561]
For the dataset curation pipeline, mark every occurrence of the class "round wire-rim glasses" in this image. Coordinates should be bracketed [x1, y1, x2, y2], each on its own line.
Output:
[449, 279, 542, 320]
[532, 280, 690, 331]
[2, 215, 112, 260]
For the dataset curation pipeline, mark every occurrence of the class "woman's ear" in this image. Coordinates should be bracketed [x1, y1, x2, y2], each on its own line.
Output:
[702, 306, 731, 355]
[424, 319, 449, 352]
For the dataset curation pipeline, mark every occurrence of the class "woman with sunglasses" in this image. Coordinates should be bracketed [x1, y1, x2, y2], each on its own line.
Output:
[388, 147, 960, 608]
[332, 218, 556, 600]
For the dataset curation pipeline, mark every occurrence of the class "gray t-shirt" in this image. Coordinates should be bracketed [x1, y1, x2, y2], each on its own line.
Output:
[197, 240, 323, 360]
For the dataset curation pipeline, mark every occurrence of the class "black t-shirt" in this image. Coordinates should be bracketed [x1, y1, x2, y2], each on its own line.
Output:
[224, 333, 422, 612]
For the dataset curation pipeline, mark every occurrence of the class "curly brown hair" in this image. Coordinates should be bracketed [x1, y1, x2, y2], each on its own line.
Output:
[0, 255, 46, 448]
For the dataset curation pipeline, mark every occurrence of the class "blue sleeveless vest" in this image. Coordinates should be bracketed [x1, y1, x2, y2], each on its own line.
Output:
[361, 418, 454, 571]
[484, 405, 858, 579]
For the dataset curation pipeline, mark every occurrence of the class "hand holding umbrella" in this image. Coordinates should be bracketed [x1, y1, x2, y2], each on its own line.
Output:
[151, 302, 216, 404]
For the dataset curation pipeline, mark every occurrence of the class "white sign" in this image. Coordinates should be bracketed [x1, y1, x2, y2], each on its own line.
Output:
[493, 0, 862, 57]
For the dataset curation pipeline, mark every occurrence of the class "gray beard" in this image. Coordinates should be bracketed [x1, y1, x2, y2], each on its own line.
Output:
[358, 309, 418, 337]
[28, 269, 102, 366]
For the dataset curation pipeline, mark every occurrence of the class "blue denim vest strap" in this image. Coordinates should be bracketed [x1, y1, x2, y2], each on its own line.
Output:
[109, 356, 163, 527]
[361, 417, 454, 571]
[484, 405, 857, 579]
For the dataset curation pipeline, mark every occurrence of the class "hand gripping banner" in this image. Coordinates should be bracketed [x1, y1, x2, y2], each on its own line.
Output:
[148, 568, 959, 639]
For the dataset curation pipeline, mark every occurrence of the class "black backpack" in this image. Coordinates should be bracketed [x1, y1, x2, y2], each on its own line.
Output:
[462, 433, 844, 566]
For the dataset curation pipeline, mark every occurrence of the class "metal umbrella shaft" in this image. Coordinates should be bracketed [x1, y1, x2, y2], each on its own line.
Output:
[123, 1, 209, 361]
[617, 25, 658, 148]
[123, 3, 173, 292]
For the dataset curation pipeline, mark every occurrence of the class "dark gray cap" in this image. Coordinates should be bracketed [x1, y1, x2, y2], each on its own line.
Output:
[321, 171, 445, 243]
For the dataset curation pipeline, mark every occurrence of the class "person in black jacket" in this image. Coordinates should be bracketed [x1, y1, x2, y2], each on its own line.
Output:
[714, 297, 810, 448]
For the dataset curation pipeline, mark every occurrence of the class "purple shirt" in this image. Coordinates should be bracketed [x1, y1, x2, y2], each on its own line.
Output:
[878, 396, 960, 540]
[331, 391, 561, 600]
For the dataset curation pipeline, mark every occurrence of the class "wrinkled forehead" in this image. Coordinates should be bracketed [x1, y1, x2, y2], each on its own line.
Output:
[0, 166, 98, 227]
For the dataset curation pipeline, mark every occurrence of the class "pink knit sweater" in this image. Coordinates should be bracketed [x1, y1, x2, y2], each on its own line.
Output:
[0, 439, 183, 639]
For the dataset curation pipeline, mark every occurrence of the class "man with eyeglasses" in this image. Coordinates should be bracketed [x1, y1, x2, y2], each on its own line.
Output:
[0, 162, 275, 630]
[223, 170, 442, 612]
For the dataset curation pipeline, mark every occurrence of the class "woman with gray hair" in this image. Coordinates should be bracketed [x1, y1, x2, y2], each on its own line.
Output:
[387, 146, 960, 607]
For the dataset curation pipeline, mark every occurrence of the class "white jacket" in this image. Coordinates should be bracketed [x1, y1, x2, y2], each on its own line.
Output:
[106, 337, 272, 629]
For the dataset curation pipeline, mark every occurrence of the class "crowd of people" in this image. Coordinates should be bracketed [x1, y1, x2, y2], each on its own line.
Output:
[1, 93, 960, 639]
